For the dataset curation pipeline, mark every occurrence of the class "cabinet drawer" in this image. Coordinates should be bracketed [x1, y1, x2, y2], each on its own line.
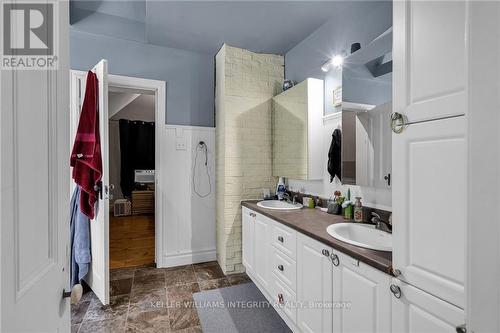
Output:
[271, 273, 297, 323]
[272, 223, 297, 260]
[271, 248, 296, 291]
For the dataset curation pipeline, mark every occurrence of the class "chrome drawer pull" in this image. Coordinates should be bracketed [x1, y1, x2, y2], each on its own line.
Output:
[322, 249, 330, 257]
[277, 236, 284, 243]
[277, 293, 284, 304]
[277, 264, 284, 271]
[390, 284, 402, 299]
[330, 253, 339, 266]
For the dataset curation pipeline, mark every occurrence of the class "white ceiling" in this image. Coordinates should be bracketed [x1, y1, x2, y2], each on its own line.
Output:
[109, 92, 155, 122]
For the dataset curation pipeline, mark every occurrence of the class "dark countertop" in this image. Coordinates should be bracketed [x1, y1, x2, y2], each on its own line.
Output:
[242, 200, 393, 276]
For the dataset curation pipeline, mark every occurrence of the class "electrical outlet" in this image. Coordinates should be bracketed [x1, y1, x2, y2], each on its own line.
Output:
[176, 139, 187, 151]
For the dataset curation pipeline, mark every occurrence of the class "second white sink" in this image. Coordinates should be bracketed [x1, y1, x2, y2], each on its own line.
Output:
[257, 200, 303, 210]
[326, 223, 392, 252]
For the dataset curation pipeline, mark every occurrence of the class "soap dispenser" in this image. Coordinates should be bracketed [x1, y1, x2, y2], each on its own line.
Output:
[354, 197, 363, 222]
[276, 177, 286, 200]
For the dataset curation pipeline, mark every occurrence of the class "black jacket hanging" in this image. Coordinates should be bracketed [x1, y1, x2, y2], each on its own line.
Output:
[327, 128, 342, 182]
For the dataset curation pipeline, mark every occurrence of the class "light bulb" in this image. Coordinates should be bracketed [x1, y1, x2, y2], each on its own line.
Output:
[331, 55, 343, 68]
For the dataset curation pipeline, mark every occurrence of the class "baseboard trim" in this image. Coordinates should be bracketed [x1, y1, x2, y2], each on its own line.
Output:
[161, 249, 216, 268]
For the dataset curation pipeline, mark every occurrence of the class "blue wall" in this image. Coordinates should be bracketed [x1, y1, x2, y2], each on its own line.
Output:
[285, 1, 392, 115]
[70, 29, 214, 127]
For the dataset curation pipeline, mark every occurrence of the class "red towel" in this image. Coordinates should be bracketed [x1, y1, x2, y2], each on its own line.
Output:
[70, 71, 102, 219]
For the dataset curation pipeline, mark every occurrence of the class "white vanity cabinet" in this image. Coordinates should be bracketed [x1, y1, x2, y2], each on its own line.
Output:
[331, 250, 392, 333]
[296, 234, 333, 333]
[242, 207, 255, 274]
[391, 279, 465, 333]
[242, 206, 394, 333]
[254, 214, 272, 291]
[243, 208, 298, 328]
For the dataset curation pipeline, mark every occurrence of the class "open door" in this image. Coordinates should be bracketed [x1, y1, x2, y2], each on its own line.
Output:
[70, 60, 110, 305]
[85, 59, 111, 305]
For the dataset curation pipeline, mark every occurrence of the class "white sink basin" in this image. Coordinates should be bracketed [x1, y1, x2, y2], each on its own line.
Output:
[326, 223, 392, 252]
[257, 200, 303, 210]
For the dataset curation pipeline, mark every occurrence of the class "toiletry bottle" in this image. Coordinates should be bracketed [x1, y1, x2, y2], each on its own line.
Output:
[354, 197, 363, 222]
[343, 188, 353, 220]
[276, 177, 286, 200]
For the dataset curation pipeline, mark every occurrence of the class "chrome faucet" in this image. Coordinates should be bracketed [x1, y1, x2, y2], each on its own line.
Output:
[283, 192, 298, 205]
[371, 212, 392, 233]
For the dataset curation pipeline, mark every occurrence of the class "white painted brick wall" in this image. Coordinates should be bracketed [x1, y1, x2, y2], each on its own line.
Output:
[215, 44, 284, 274]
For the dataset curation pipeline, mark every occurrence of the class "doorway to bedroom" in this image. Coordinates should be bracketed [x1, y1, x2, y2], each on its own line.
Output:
[108, 89, 156, 269]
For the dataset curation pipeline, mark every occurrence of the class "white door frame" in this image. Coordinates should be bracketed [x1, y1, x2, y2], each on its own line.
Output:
[70, 70, 166, 270]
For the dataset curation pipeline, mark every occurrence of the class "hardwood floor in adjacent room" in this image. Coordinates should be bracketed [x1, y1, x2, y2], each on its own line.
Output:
[110, 214, 155, 269]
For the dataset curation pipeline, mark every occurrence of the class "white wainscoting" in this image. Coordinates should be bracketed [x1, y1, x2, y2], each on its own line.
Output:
[160, 125, 216, 267]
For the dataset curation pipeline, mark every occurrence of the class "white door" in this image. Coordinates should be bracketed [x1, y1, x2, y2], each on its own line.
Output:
[391, 279, 464, 333]
[393, 0, 467, 123]
[332, 251, 392, 333]
[70, 60, 110, 305]
[392, 117, 466, 308]
[296, 234, 332, 333]
[0, 2, 71, 331]
[242, 208, 255, 273]
[254, 215, 270, 292]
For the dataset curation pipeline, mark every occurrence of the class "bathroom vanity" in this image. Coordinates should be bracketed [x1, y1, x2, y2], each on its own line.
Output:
[241, 202, 393, 333]
[242, 200, 465, 333]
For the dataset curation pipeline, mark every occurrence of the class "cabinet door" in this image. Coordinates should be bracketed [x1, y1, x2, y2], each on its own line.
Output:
[394, 0, 467, 123]
[296, 234, 333, 333]
[242, 208, 255, 274]
[332, 251, 392, 333]
[254, 215, 271, 291]
[391, 279, 465, 333]
[393, 117, 465, 308]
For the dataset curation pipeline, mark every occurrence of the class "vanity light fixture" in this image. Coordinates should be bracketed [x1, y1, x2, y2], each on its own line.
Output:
[321, 54, 344, 72]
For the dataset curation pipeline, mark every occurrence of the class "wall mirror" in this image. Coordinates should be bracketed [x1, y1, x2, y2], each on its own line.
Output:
[341, 28, 393, 187]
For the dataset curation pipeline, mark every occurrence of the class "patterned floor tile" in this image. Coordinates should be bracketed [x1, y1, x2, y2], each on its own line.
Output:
[193, 263, 225, 282]
[165, 265, 196, 287]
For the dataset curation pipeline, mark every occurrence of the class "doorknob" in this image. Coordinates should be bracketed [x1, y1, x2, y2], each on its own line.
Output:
[62, 284, 83, 304]
[94, 181, 102, 199]
[391, 112, 407, 134]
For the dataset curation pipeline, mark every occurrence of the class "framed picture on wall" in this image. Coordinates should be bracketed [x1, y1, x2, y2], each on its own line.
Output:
[333, 86, 342, 107]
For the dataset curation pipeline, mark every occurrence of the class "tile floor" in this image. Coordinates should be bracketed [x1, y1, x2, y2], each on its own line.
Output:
[71, 262, 251, 333]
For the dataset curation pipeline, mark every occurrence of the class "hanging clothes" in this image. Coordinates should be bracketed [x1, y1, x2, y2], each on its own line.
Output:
[70, 186, 91, 287]
[327, 128, 342, 182]
[70, 71, 102, 219]
[118, 119, 155, 197]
